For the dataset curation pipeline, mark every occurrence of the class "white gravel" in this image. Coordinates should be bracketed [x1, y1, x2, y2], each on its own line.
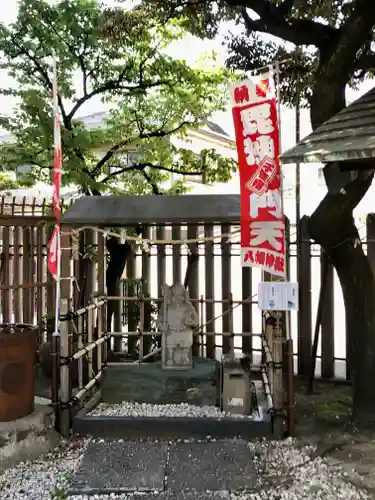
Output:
[239, 438, 372, 500]
[0, 439, 88, 500]
[88, 401, 260, 419]
[0, 437, 371, 499]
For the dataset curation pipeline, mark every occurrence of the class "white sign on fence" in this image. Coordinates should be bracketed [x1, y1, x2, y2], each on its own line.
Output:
[258, 282, 299, 311]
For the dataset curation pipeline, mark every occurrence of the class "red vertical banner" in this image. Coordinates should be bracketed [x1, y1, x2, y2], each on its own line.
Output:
[229, 75, 286, 277]
[47, 57, 62, 279]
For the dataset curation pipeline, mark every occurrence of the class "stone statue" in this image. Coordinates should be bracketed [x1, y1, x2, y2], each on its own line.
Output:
[157, 282, 199, 370]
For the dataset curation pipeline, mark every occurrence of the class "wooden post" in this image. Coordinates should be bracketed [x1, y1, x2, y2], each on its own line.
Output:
[14, 226, 22, 323]
[172, 225, 182, 284]
[204, 224, 215, 359]
[141, 226, 152, 356]
[228, 292, 234, 358]
[321, 252, 334, 379]
[365, 214, 375, 381]
[36, 226, 44, 327]
[273, 312, 284, 410]
[2, 226, 10, 323]
[297, 216, 312, 376]
[138, 298, 144, 362]
[22, 227, 32, 323]
[97, 231, 107, 367]
[241, 266, 252, 358]
[59, 298, 70, 438]
[221, 224, 231, 355]
[157, 225, 166, 353]
[187, 224, 199, 356]
[127, 249, 138, 357]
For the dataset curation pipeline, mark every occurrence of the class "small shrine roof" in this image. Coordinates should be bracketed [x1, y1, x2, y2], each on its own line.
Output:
[280, 86, 375, 165]
[60, 194, 241, 226]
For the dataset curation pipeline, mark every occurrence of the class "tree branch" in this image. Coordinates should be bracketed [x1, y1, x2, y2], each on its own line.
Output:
[354, 52, 375, 71]
[92, 121, 194, 174]
[101, 161, 205, 184]
[101, 165, 139, 184]
[233, 0, 338, 48]
[67, 78, 173, 122]
[323, 0, 375, 77]
[141, 169, 162, 195]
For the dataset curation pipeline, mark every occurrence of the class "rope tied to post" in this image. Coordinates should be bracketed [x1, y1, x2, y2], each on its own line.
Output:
[60, 225, 240, 251]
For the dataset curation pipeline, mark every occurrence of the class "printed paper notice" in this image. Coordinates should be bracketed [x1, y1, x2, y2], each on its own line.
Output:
[258, 282, 298, 311]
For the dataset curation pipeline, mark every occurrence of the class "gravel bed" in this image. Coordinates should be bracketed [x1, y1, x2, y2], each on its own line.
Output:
[238, 438, 372, 500]
[0, 436, 371, 499]
[0, 439, 88, 500]
[88, 401, 257, 419]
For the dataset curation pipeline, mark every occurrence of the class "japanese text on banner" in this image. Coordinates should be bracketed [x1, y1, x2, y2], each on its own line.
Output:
[229, 74, 286, 277]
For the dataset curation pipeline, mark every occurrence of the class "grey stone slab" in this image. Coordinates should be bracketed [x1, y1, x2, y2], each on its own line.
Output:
[101, 358, 218, 405]
[167, 440, 257, 492]
[70, 441, 167, 494]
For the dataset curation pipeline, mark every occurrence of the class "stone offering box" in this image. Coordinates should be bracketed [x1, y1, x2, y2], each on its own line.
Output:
[73, 356, 274, 440]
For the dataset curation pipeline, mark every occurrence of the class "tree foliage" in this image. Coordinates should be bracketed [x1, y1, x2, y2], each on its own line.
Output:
[136, 0, 375, 117]
[0, 0, 236, 197]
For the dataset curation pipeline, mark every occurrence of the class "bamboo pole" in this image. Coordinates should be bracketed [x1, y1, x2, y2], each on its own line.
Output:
[106, 296, 256, 304]
[77, 314, 84, 389]
[59, 298, 70, 438]
[97, 305, 103, 375]
[108, 331, 262, 337]
[139, 298, 144, 362]
[71, 335, 109, 361]
[273, 312, 284, 431]
[87, 305, 93, 380]
[73, 370, 103, 402]
[261, 366, 274, 410]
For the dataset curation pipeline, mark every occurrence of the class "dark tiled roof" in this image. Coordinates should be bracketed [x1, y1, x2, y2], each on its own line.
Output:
[60, 194, 240, 226]
[205, 120, 229, 137]
[280, 86, 375, 165]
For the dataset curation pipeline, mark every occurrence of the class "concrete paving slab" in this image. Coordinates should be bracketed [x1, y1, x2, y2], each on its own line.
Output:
[70, 440, 167, 494]
[167, 440, 257, 492]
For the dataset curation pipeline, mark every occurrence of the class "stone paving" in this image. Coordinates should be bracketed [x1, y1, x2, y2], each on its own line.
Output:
[69, 439, 262, 497]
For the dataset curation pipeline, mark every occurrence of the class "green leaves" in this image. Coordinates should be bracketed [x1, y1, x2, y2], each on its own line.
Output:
[0, 0, 234, 196]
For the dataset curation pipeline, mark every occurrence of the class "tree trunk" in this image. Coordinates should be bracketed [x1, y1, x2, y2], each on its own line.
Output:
[308, 69, 375, 425]
[308, 172, 375, 424]
[106, 237, 133, 332]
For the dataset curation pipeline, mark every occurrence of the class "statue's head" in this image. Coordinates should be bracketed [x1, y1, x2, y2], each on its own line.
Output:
[169, 283, 186, 305]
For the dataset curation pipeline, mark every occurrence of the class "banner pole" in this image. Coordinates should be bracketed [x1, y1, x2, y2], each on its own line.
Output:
[50, 53, 62, 429]
[52, 53, 61, 338]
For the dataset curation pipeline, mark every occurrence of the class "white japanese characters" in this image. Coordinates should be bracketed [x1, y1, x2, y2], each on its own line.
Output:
[229, 74, 273, 107]
[250, 220, 284, 251]
[241, 103, 274, 136]
[244, 135, 275, 166]
[249, 190, 282, 219]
